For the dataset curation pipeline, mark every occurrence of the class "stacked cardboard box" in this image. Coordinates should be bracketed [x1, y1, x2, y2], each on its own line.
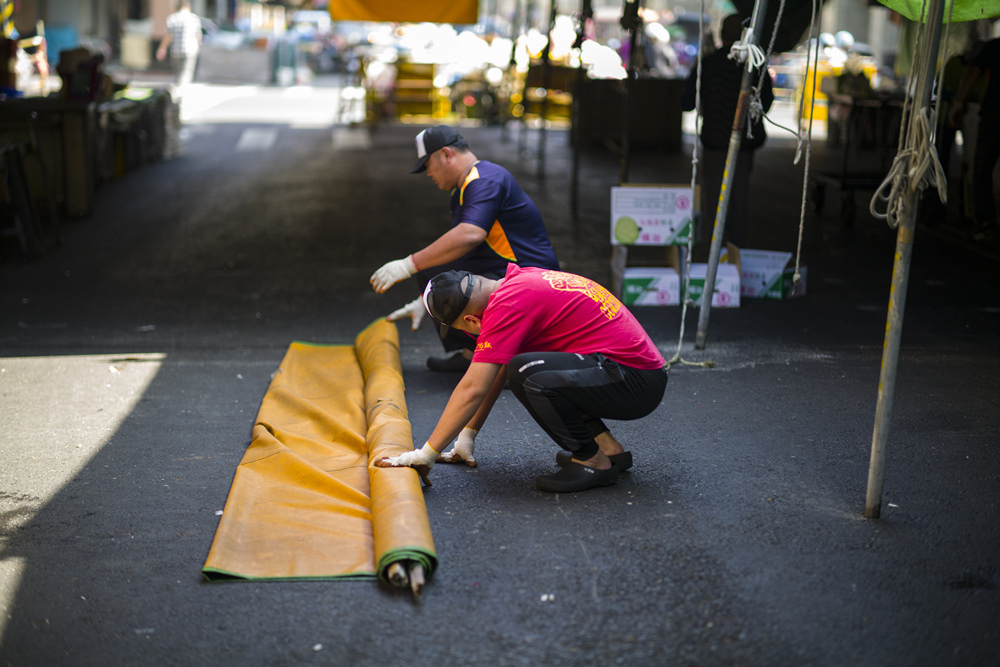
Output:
[621, 268, 681, 306]
[686, 263, 741, 308]
[739, 250, 807, 299]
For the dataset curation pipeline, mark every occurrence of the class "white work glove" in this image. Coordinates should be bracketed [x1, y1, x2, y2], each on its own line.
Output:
[380, 443, 438, 470]
[386, 297, 426, 331]
[370, 255, 418, 293]
[438, 427, 477, 467]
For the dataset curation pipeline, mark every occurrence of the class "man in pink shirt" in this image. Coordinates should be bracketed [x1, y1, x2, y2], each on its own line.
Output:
[379, 265, 668, 493]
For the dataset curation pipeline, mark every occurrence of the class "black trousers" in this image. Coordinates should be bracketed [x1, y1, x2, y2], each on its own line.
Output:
[506, 352, 668, 460]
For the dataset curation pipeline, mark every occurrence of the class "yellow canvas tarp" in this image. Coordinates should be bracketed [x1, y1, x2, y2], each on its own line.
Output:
[328, 0, 478, 25]
[202, 320, 436, 582]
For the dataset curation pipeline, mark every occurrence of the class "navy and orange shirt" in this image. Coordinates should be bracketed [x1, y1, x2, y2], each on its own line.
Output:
[448, 161, 558, 274]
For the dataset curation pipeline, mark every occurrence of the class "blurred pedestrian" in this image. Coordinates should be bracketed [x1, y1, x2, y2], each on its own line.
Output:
[681, 13, 773, 249]
[950, 36, 1000, 240]
[371, 125, 559, 372]
[156, 0, 203, 94]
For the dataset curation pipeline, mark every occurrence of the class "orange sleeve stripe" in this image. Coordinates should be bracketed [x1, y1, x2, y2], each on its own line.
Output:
[485, 222, 516, 262]
[460, 165, 516, 261]
[458, 165, 480, 205]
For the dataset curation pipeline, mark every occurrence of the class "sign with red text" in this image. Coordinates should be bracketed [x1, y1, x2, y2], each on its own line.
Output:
[611, 185, 693, 246]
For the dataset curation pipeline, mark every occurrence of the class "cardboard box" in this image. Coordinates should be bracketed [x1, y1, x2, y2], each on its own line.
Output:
[610, 185, 694, 246]
[686, 263, 741, 308]
[739, 250, 808, 299]
[621, 268, 681, 306]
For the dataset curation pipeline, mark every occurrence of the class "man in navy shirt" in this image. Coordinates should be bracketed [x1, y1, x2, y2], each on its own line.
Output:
[371, 126, 559, 371]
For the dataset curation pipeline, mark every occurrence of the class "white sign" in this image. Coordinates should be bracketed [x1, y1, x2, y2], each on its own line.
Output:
[610, 185, 694, 246]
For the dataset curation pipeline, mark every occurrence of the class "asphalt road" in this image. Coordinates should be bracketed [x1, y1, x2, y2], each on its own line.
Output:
[1, 81, 998, 666]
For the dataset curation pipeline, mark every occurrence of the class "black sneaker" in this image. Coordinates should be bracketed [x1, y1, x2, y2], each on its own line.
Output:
[555, 450, 633, 471]
[535, 461, 620, 493]
[426, 352, 471, 372]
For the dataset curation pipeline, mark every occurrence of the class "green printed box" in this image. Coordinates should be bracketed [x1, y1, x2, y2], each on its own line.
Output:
[622, 268, 680, 306]
[685, 263, 741, 308]
[739, 250, 808, 299]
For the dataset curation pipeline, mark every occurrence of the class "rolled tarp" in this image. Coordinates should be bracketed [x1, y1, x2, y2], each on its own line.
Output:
[202, 320, 436, 583]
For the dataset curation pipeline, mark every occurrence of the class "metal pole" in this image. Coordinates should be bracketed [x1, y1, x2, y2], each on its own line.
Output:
[619, 0, 640, 184]
[695, 2, 768, 350]
[865, 0, 944, 519]
[570, 0, 592, 220]
[538, 0, 557, 180]
[694, 129, 742, 349]
[518, 0, 532, 155]
[501, 0, 522, 143]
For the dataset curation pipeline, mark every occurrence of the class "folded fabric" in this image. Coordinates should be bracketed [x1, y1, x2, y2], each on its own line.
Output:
[203, 320, 436, 583]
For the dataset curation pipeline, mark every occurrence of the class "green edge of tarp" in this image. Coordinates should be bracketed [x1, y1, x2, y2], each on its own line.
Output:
[377, 547, 438, 585]
[288, 340, 351, 348]
[202, 567, 377, 583]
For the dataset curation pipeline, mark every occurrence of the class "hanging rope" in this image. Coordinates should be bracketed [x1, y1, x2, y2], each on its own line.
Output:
[869, 0, 952, 228]
[751, 0, 820, 291]
[729, 34, 766, 70]
[666, 0, 714, 370]
[869, 110, 947, 227]
[729, 0, 767, 145]
[787, 0, 824, 289]
[792, 6, 821, 165]
[748, 0, 788, 139]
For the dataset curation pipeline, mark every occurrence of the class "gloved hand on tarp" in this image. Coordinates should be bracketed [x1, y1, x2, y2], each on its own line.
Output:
[376, 442, 439, 486]
[437, 427, 477, 467]
[371, 255, 418, 293]
[386, 297, 426, 331]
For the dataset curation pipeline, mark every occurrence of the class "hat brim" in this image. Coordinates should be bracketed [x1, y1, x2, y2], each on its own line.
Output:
[410, 154, 430, 174]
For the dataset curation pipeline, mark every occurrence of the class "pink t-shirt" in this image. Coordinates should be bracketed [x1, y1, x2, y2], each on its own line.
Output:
[472, 265, 666, 370]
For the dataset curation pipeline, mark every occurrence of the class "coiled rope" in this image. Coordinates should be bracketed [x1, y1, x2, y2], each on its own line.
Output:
[869, 0, 952, 228]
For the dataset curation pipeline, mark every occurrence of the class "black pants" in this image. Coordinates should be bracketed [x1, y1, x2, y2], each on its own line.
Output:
[506, 352, 668, 460]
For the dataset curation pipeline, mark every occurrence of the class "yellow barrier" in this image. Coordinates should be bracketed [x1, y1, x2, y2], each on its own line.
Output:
[799, 60, 879, 123]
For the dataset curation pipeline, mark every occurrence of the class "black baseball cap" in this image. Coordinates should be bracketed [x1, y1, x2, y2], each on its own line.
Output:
[421, 271, 475, 326]
[410, 125, 463, 173]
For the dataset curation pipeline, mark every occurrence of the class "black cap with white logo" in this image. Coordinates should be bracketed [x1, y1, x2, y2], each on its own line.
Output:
[410, 125, 463, 173]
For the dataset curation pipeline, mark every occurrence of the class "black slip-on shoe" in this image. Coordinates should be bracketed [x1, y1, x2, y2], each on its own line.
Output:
[426, 352, 471, 373]
[535, 461, 620, 493]
[555, 450, 633, 471]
